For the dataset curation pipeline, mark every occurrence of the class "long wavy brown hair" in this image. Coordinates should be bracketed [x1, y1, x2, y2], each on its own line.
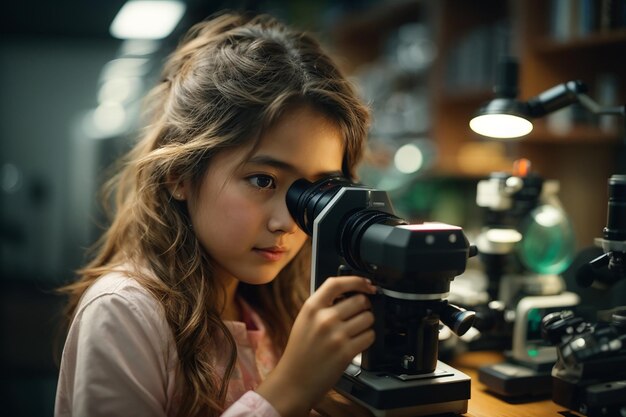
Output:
[60, 11, 370, 417]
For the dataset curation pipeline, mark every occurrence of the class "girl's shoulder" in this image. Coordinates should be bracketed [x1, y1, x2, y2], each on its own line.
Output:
[77, 266, 163, 322]
[82, 268, 148, 301]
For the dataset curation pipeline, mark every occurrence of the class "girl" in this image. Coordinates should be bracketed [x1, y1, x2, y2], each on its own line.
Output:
[55, 11, 376, 417]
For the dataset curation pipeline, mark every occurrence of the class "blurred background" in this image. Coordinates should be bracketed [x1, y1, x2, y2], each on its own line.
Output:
[1, 0, 625, 416]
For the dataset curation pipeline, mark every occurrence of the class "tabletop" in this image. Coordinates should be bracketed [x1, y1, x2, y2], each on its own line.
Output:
[451, 351, 583, 417]
[318, 350, 584, 417]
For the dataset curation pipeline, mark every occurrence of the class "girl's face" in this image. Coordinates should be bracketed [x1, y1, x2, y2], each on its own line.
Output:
[186, 105, 345, 286]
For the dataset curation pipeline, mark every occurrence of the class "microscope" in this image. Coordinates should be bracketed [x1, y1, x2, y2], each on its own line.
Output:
[474, 159, 576, 309]
[540, 175, 626, 417]
[577, 175, 626, 290]
[286, 176, 477, 417]
[473, 159, 580, 397]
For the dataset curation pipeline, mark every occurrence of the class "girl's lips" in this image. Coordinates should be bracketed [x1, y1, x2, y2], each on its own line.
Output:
[253, 247, 286, 261]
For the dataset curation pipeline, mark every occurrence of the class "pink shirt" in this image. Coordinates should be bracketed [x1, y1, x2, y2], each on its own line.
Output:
[54, 270, 281, 417]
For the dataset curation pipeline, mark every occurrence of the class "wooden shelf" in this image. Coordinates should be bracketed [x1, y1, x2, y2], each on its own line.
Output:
[534, 29, 626, 54]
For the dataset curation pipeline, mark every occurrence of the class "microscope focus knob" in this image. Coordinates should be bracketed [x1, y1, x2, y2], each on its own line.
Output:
[441, 303, 476, 336]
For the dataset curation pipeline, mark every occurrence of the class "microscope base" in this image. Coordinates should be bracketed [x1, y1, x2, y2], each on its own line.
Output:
[553, 375, 626, 417]
[335, 361, 470, 416]
[478, 360, 552, 397]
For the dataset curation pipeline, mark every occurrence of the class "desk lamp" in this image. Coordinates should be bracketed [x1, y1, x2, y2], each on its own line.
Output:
[469, 59, 625, 139]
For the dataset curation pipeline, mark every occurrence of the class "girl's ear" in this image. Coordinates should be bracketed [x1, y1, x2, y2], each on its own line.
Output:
[166, 176, 188, 201]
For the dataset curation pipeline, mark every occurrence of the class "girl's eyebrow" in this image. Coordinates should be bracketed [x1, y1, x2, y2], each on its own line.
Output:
[246, 155, 343, 179]
[247, 155, 296, 172]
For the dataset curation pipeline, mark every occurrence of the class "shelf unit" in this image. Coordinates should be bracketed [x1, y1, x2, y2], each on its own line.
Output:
[429, 0, 625, 249]
[331, 0, 624, 248]
[516, 0, 625, 250]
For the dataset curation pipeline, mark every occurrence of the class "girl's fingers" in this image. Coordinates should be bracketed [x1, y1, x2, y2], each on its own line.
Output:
[342, 309, 375, 337]
[349, 327, 376, 353]
[332, 294, 372, 321]
[312, 276, 376, 307]
[296, 275, 377, 361]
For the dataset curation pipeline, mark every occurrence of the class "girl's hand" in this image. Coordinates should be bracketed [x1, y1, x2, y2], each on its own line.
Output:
[256, 276, 377, 417]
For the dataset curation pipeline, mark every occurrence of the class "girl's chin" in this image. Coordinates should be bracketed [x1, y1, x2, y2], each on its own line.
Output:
[239, 271, 280, 286]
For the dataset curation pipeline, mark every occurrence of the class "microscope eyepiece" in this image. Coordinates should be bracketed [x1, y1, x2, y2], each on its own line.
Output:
[286, 176, 358, 235]
[578, 175, 626, 288]
[604, 174, 626, 241]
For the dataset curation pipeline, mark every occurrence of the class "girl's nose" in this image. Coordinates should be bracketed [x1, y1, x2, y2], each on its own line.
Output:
[268, 200, 299, 234]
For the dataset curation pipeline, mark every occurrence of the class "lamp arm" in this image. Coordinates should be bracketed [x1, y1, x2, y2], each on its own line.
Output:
[526, 80, 587, 117]
[527, 80, 625, 118]
[577, 93, 625, 117]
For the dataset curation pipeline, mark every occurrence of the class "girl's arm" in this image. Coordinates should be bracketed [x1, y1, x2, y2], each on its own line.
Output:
[256, 276, 377, 417]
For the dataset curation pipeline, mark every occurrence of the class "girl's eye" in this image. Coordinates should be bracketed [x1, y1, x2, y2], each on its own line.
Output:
[248, 175, 276, 190]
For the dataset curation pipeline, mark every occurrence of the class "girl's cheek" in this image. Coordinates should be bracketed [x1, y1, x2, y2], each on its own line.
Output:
[293, 231, 308, 249]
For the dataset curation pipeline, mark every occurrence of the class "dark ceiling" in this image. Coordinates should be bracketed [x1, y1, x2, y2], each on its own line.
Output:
[1, 0, 381, 41]
[0, 0, 262, 40]
[2, 0, 129, 39]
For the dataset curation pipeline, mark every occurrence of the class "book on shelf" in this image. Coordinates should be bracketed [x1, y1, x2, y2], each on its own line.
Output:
[549, 0, 626, 41]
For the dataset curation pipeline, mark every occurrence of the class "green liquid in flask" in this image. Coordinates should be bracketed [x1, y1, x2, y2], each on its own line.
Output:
[518, 204, 575, 275]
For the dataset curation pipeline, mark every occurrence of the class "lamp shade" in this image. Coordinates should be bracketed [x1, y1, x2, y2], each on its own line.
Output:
[469, 98, 534, 139]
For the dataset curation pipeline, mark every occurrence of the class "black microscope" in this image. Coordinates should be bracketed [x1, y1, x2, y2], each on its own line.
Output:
[541, 175, 626, 417]
[287, 176, 477, 416]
